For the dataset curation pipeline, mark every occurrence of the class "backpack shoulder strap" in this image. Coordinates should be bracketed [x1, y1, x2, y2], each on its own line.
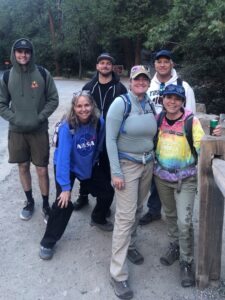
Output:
[157, 111, 166, 128]
[149, 101, 156, 116]
[115, 82, 122, 96]
[119, 93, 131, 134]
[177, 77, 183, 86]
[52, 115, 68, 147]
[37, 65, 47, 83]
[37, 65, 47, 94]
[153, 111, 166, 150]
[3, 67, 46, 87]
[184, 114, 198, 163]
[52, 121, 62, 147]
[96, 117, 102, 134]
[3, 69, 11, 86]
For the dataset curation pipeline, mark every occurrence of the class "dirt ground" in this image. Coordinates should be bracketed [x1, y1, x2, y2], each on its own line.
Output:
[1, 79, 225, 300]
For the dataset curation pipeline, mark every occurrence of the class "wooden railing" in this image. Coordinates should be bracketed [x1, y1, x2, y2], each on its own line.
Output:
[196, 135, 225, 288]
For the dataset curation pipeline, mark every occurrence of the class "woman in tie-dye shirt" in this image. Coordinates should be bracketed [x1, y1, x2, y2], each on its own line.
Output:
[154, 84, 220, 288]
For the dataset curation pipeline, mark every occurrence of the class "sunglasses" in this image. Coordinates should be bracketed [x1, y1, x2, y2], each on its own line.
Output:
[159, 82, 165, 96]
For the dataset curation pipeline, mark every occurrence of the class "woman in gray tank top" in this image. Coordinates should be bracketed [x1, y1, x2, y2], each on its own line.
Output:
[106, 65, 157, 300]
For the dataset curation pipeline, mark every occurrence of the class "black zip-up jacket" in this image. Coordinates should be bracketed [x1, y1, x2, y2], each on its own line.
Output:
[82, 72, 127, 119]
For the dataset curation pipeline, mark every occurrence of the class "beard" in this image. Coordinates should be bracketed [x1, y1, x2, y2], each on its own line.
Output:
[98, 69, 112, 77]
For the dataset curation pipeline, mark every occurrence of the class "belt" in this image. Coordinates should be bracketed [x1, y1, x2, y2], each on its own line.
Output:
[157, 162, 196, 173]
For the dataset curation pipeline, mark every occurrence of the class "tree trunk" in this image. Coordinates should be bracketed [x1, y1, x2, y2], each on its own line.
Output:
[78, 27, 82, 79]
[134, 35, 142, 65]
[122, 38, 133, 71]
[48, 8, 60, 76]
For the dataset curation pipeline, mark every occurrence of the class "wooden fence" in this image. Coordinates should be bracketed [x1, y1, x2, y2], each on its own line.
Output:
[196, 135, 225, 288]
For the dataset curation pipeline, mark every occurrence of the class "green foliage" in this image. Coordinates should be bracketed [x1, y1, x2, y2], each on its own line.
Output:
[0, 0, 224, 112]
[145, 0, 225, 114]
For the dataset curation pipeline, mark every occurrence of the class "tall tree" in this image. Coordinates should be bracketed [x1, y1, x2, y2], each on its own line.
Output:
[145, 0, 225, 113]
[62, 0, 101, 77]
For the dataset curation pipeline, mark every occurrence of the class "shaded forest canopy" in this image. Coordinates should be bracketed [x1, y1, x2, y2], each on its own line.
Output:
[0, 0, 225, 114]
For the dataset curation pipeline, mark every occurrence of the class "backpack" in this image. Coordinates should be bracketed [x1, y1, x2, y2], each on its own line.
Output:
[177, 77, 182, 87]
[155, 111, 198, 163]
[52, 117, 102, 148]
[119, 93, 156, 134]
[3, 65, 47, 92]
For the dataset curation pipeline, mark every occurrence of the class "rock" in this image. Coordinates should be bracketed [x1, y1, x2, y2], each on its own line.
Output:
[196, 103, 206, 113]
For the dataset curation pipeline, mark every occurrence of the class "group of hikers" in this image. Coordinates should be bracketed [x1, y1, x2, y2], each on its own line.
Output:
[0, 38, 221, 300]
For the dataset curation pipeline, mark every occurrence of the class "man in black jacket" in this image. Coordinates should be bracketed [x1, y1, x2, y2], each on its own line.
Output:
[73, 53, 127, 231]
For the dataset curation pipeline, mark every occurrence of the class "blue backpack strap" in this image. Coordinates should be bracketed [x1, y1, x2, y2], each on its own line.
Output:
[119, 93, 131, 134]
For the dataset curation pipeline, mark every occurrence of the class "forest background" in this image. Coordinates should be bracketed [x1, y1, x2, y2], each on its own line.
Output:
[0, 0, 224, 114]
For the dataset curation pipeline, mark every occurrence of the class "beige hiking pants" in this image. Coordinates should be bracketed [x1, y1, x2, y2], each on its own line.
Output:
[110, 159, 153, 281]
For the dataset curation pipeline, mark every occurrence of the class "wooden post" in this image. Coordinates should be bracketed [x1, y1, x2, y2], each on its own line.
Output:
[196, 136, 225, 288]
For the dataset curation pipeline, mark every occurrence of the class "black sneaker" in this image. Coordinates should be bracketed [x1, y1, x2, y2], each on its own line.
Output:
[139, 211, 161, 225]
[90, 220, 113, 232]
[20, 201, 34, 221]
[127, 248, 144, 265]
[73, 195, 89, 211]
[160, 242, 180, 266]
[110, 277, 133, 299]
[42, 206, 51, 224]
[180, 261, 195, 287]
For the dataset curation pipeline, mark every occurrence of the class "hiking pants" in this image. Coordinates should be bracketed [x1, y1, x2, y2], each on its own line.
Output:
[154, 175, 197, 263]
[110, 160, 153, 281]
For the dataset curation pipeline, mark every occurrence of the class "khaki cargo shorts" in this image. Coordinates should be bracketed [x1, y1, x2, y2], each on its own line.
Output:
[8, 130, 49, 167]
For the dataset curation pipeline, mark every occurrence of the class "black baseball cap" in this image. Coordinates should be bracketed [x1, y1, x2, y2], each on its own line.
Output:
[14, 39, 33, 51]
[155, 50, 172, 60]
[97, 53, 115, 64]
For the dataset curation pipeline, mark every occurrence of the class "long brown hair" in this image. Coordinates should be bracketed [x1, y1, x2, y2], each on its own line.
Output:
[66, 90, 100, 130]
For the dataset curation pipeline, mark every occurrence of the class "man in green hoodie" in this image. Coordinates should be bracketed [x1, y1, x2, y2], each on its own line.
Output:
[0, 38, 59, 222]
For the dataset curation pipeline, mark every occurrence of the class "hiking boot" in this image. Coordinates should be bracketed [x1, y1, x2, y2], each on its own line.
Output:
[127, 249, 144, 265]
[90, 220, 113, 232]
[110, 277, 133, 299]
[180, 261, 195, 287]
[160, 242, 180, 266]
[42, 206, 51, 224]
[139, 211, 161, 225]
[39, 246, 54, 260]
[20, 201, 34, 221]
[73, 195, 89, 211]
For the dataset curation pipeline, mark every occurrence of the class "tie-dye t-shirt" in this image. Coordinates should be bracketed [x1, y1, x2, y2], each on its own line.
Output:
[154, 110, 205, 182]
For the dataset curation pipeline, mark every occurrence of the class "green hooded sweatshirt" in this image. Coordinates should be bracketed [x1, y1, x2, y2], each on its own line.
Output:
[0, 38, 59, 132]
